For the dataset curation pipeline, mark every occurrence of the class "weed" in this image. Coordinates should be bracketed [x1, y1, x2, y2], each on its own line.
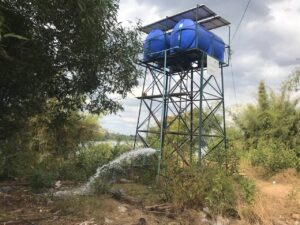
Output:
[239, 176, 256, 203]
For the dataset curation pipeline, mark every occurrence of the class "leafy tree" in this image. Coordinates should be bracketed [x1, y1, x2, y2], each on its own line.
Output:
[233, 71, 300, 172]
[0, 0, 142, 139]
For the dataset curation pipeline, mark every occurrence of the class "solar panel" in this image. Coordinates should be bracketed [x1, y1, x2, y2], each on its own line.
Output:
[140, 5, 230, 34]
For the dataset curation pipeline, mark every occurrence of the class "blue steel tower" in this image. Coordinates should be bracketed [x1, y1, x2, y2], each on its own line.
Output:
[134, 5, 231, 178]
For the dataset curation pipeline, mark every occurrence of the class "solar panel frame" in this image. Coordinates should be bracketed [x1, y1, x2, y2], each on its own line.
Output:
[140, 5, 230, 34]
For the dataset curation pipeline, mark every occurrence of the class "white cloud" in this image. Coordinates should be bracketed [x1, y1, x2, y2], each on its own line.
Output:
[118, 0, 161, 26]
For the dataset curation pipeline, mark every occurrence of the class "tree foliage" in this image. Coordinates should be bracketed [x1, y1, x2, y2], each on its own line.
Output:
[233, 72, 300, 172]
[0, 0, 142, 139]
[0, 108, 103, 179]
[284, 67, 300, 92]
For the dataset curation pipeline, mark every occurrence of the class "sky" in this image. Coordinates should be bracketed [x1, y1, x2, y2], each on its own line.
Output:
[101, 0, 300, 135]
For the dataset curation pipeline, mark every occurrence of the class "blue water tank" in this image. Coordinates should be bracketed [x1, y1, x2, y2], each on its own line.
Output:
[210, 33, 225, 62]
[170, 19, 225, 62]
[170, 19, 211, 54]
[143, 29, 170, 61]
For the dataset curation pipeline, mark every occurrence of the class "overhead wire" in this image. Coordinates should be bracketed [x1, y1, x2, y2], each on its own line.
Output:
[229, 0, 252, 105]
[230, 60, 238, 105]
[231, 0, 252, 42]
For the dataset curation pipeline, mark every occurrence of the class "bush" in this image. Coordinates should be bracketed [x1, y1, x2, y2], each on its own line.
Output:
[58, 160, 87, 181]
[58, 143, 132, 181]
[238, 176, 256, 203]
[161, 163, 257, 216]
[161, 165, 237, 215]
[0, 137, 38, 180]
[250, 142, 298, 173]
[204, 168, 236, 214]
[293, 146, 300, 172]
[29, 163, 58, 189]
[57, 144, 112, 181]
[92, 178, 112, 195]
[26, 142, 133, 188]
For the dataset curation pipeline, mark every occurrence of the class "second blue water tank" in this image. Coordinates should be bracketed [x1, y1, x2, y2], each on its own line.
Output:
[170, 19, 225, 62]
[143, 29, 170, 61]
[210, 33, 225, 62]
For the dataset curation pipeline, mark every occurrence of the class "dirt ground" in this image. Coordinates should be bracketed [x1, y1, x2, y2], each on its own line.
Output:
[239, 167, 300, 225]
[0, 168, 299, 225]
[0, 182, 212, 225]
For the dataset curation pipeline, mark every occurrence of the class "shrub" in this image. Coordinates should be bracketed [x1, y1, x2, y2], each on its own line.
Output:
[92, 178, 112, 195]
[58, 160, 87, 181]
[161, 165, 236, 215]
[250, 142, 298, 173]
[161, 162, 257, 216]
[57, 145, 111, 181]
[110, 143, 132, 159]
[133, 163, 157, 185]
[29, 163, 58, 189]
[238, 176, 256, 203]
[58, 143, 133, 181]
[204, 168, 236, 214]
[0, 138, 38, 180]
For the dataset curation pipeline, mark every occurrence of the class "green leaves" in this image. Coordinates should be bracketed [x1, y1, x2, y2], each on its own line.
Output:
[233, 74, 300, 173]
[283, 67, 300, 92]
[239, 176, 256, 203]
[162, 166, 237, 215]
[0, 0, 142, 140]
[250, 142, 298, 173]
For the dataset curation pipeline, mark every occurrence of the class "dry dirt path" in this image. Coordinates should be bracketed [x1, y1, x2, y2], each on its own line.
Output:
[241, 167, 300, 225]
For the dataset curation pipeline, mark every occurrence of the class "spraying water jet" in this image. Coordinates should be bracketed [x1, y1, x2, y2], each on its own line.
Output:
[54, 148, 157, 196]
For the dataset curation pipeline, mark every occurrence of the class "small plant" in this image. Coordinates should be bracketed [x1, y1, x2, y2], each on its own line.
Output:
[29, 164, 57, 189]
[239, 176, 256, 203]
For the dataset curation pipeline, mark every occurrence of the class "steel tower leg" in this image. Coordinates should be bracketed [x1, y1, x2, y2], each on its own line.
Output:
[157, 50, 168, 182]
[221, 65, 228, 168]
[134, 68, 148, 150]
[198, 55, 205, 163]
[190, 67, 194, 163]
